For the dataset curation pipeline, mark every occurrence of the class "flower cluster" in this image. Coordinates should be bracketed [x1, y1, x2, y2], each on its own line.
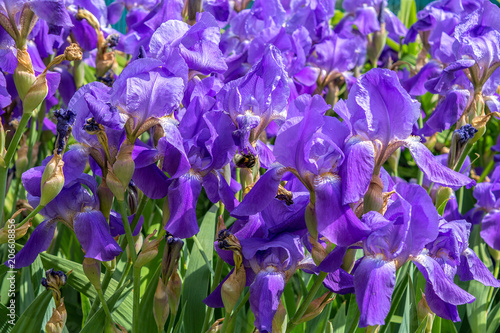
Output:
[2, 0, 500, 332]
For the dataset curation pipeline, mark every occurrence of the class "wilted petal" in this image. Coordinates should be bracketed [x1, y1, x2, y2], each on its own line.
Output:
[353, 257, 396, 327]
[249, 271, 286, 333]
[73, 210, 122, 262]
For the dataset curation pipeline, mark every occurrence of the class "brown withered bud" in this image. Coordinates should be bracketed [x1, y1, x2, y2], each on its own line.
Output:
[166, 270, 182, 316]
[308, 235, 327, 266]
[41, 269, 69, 305]
[45, 299, 67, 333]
[234, 152, 256, 168]
[153, 278, 169, 332]
[0, 209, 31, 244]
[297, 293, 334, 324]
[216, 229, 242, 253]
[221, 263, 246, 314]
[161, 233, 184, 283]
[275, 184, 294, 206]
[64, 43, 83, 62]
[417, 293, 435, 331]
[135, 231, 162, 268]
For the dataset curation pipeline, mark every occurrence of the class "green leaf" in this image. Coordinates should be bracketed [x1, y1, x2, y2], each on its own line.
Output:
[81, 293, 91, 328]
[331, 302, 346, 333]
[380, 263, 410, 333]
[401, 270, 419, 333]
[398, 0, 417, 28]
[487, 299, 500, 333]
[10, 290, 52, 333]
[18, 267, 34, 314]
[0, 302, 17, 333]
[81, 284, 133, 333]
[138, 266, 162, 331]
[183, 204, 217, 333]
[346, 294, 360, 333]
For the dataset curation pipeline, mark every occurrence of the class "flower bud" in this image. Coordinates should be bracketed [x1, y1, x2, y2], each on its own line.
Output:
[97, 181, 114, 220]
[297, 293, 333, 324]
[45, 299, 67, 333]
[221, 264, 246, 314]
[41, 269, 68, 304]
[15, 139, 29, 178]
[417, 293, 434, 332]
[106, 169, 126, 202]
[341, 249, 357, 273]
[14, 48, 36, 101]
[435, 187, 453, 210]
[308, 235, 327, 266]
[83, 258, 102, 291]
[272, 300, 287, 333]
[135, 231, 161, 268]
[40, 155, 65, 207]
[23, 72, 48, 113]
[113, 142, 135, 190]
[363, 174, 384, 213]
[305, 202, 318, 240]
[166, 270, 182, 316]
[447, 124, 478, 169]
[162, 234, 184, 283]
[153, 277, 169, 332]
[127, 234, 143, 263]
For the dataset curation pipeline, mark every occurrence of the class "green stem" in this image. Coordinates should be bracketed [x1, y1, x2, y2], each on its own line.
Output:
[118, 200, 137, 263]
[286, 271, 328, 333]
[116, 261, 132, 291]
[17, 204, 43, 227]
[0, 112, 31, 224]
[96, 288, 114, 325]
[132, 266, 141, 333]
[130, 195, 148, 232]
[226, 292, 250, 333]
[101, 267, 114, 295]
[8, 177, 21, 219]
[166, 315, 175, 333]
[86, 268, 114, 323]
[479, 158, 495, 182]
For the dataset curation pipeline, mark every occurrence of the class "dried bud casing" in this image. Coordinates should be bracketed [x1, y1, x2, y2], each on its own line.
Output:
[363, 174, 384, 213]
[153, 278, 169, 332]
[40, 155, 65, 207]
[14, 48, 36, 101]
[166, 270, 182, 316]
[127, 234, 143, 263]
[221, 264, 246, 314]
[45, 299, 67, 333]
[83, 258, 102, 291]
[135, 232, 161, 268]
[272, 300, 287, 333]
[64, 44, 83, 62]
[162, 235, 183, 283]
[417, 294, 434, 332]
[297, 293, 333, 324]
[113, 142, 135, 189]
[447, 124, 478, 169]
[0, 220, 31, 244]
[97, 181, 114, 220]
[23, 72, 48, 113]
[308, 235, 327, 266]
[15, 139, 29, 178]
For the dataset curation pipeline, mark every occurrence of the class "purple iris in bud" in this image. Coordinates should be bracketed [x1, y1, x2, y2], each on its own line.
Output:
[216, 44, 290, 156]
[10, 145, 122, 268]
[232, 93, 369, 247]
[467, 166, 500, 251]
[334, 68, 475, 206]
[349, 183, 483, 327]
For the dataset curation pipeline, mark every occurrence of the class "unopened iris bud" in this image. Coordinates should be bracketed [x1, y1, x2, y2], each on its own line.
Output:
[40, 155, 65, 207]
[41, 269, 68, 304]
[221, 262, 246, 314]
[417, 293, 434, 331]
[106, 169, 126, 202]
[14, 48, 36, 100]
[363, 174, 384, 213]
[97, 181, 114, 220]
[113, 142, 135, 190]
[305, 202, 318, 240]
[297, 293, 333, 324]
[83, 258, 102, 291]
[15, 139, 29, 177]
[45, 299, 67, 333]
[308, 235, 327, 266]
[166, 270, 182, 316]
[126, 234, 143, 263]
[23, 72, 48, 113]
[162, 234, 184, 283]
[447, 124, 478, 169]
[435, 187, 453, 210]
[153, 278, 169, 331]
[135, 231, 161, 268]
[128, 181, 139, 214]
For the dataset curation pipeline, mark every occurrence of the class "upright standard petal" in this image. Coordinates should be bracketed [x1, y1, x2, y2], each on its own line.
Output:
[341, 138, 375, 205]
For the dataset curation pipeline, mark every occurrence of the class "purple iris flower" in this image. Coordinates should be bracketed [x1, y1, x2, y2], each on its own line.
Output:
[420, 218, 500, 321]
[334, 68, 475, 206]
[349, 183, 481, 326]
[467, 166, 500, 250]
[216, 44, 290, 156]
[11, 145, 122, 268]
[204, 197, 314, 332]
[232, 93, 369, 247]
[132, 76, 238, 238]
